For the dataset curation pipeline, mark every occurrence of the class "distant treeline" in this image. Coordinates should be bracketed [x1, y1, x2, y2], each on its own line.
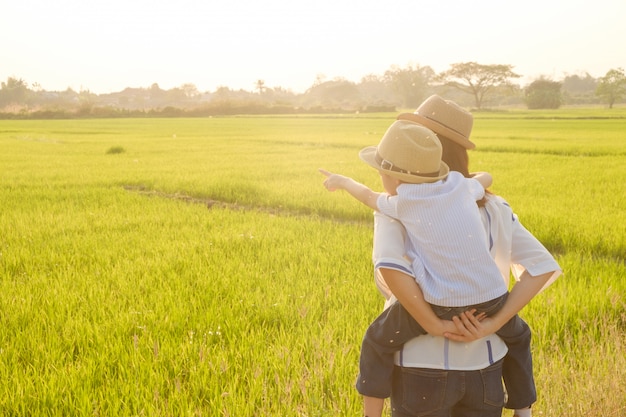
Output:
[0, 103, 398, 120]
[1, 63, 624, 119]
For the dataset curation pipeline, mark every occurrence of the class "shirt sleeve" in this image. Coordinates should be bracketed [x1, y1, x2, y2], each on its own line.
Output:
[372, 212, 414, 276]
[372, 212, 415, 300]
[482, 195, 562, 292]
[509, 211, 563, 291]
[465, 177, 486, 201]
[374, 193, 400, 220]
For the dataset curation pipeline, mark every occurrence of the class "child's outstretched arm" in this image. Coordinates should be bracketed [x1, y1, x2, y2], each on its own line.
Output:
[319, 168, 381, 211]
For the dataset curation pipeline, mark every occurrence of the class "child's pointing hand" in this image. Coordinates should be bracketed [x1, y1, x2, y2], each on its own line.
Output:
[318, 168, 346, 192]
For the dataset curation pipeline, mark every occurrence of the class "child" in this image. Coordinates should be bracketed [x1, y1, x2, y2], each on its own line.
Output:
[320, 119, 532, 417]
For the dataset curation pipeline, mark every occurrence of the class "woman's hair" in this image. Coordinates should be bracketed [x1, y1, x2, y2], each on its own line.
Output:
[439, 135, 490, 207]
[439, 136, 471, 177]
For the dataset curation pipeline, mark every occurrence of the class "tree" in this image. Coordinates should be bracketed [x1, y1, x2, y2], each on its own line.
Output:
[180, 83, 199, 99]
[0, 77, 29, 106]
[436, 62, 521, 109]
[562, 72, 597, 94]
[303, 78, 361, 109]
[148, 83, 168, 106]
[384, 64, 435, 108]
[357, 74, 396, 108]
[561, 73, 597, 105]
[255, 79, 266, 95]
[525, 78, 562, 109]
[596, 68, 626, 108]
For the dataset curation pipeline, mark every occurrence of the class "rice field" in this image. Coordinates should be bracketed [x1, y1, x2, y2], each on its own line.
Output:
[1, 110, 625, 416]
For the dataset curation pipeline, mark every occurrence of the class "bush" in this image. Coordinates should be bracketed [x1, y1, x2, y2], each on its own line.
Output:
[106, 146, 125, 154]
[526, 79, 562, 109]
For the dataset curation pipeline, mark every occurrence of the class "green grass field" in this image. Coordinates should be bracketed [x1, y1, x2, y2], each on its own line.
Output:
[1, 110, 625, 416]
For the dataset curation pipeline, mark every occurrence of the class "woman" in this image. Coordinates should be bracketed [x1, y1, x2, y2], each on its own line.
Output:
[372, 212, 510, 417]
[373, 95, 562, 417]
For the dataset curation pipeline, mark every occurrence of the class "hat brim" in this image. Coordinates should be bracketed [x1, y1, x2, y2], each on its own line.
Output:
[359, 146, 450, 184]
[397, 113, 476, 150]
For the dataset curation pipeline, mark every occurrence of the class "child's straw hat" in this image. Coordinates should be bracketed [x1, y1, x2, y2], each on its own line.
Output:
[359, 120, 449, 184]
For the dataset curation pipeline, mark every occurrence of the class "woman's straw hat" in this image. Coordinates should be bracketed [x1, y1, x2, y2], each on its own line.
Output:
[359, 120, 449, 184]
[397, 95, 475, 149]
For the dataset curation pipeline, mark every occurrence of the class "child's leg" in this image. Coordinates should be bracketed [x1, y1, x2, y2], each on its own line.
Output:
[495, 314, 536, 411]
[362, 396, 384, 417]
[470, 294, 536, 411]
[356, 300, 428, 400]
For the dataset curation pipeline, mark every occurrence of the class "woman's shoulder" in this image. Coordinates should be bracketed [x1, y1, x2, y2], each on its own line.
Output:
[484, 194, 514, 214]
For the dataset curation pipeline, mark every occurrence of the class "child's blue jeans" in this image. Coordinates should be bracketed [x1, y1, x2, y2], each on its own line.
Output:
[356, 292, 535, 410]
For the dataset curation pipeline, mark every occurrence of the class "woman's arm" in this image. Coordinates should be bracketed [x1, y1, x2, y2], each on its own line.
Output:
[444, 194, 563, 341]
[373, 212, 458, 336]
[494, 270, 552, 323]
[445, 266, 555, 341]
[381, 268, 459, 337]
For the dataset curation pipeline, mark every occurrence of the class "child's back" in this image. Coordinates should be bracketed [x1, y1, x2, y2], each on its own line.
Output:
[376, 170, 507, 307]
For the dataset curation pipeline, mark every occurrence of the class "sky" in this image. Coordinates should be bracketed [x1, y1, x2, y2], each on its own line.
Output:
[1, 0, 625, 94]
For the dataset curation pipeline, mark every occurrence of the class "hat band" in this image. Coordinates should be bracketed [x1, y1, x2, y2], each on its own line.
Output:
[420, 113, 468, 139]
[375, 152, 439, 177]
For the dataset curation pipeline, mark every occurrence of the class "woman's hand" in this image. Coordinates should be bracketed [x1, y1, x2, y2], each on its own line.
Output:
[443, 310, 497, 342]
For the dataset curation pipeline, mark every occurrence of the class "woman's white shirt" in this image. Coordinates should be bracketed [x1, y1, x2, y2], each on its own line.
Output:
[480, 194, 561, 290]
[372, 194, 562, 370]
